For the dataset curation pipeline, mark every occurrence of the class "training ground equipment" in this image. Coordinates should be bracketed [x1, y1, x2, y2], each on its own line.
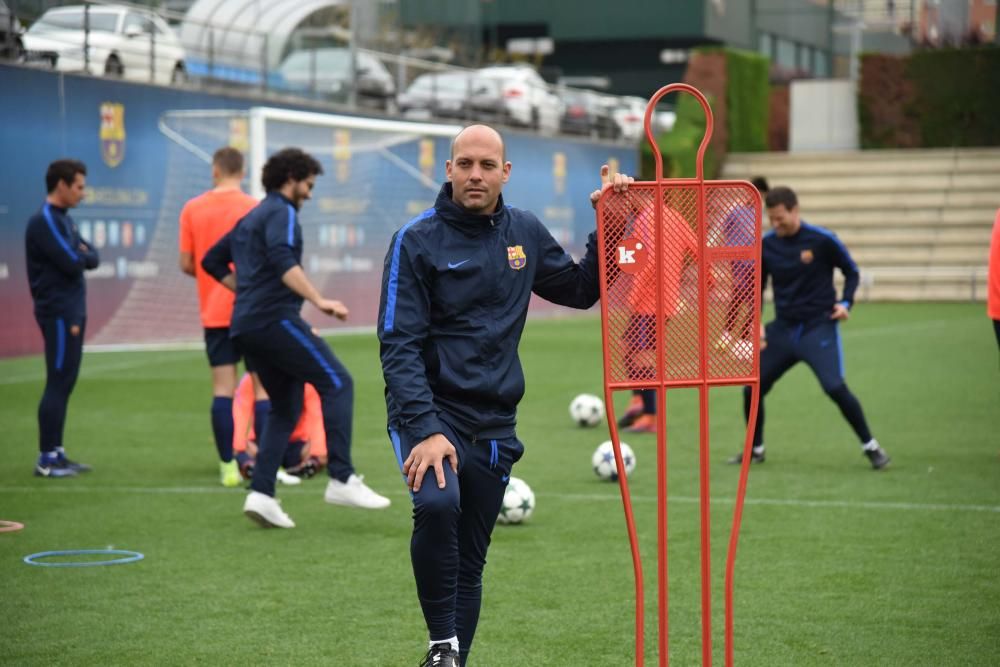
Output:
[593, 440, 636, 481]
[497, 476, 535, 525]
[570, 393, 606, 427]
[595, 83, 763, 666]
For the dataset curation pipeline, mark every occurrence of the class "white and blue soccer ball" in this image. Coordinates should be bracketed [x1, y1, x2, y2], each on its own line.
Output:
[569, 393, 605, 427]
[497, 476, 535, 525]
[592, 440, 636, 481]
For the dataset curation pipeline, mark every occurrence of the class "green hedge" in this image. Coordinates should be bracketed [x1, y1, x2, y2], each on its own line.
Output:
[725, 48, 770, 152]
[860, 47, 1000, 148]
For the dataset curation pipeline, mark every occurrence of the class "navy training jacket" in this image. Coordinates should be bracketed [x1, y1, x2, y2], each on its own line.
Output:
[202, 192, 303, 336]
[25, 202, 100, 320]
[378, 183, 600, 444]
[762, 221, 859, 323]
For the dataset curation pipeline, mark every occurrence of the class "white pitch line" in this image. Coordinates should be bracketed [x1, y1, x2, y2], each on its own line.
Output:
[0, 485, 996, 514]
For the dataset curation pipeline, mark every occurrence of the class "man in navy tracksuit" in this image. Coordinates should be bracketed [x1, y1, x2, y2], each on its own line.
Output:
[731, 186, 890, 470]
[378, 124, 632, 666]
[202, 148, 389, 528]
[25, 159, 99, 477]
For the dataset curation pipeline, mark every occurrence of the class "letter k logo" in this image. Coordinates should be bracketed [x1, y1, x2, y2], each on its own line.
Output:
[618, 246, 636, 264]
[617, 237, 647, 275]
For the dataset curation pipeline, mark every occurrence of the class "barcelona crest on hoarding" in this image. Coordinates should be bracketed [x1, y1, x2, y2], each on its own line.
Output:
[507, 245, 526, 270]
[100, 102, 126, 168]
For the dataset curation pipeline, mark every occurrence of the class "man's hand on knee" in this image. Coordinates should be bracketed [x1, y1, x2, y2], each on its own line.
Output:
[403, 433, 458, 492]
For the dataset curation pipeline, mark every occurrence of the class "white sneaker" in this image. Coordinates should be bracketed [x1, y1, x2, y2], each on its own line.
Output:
[276, 469, 302, 486]
[732, 338, 754, 361]
[324, 474, 391, 509]
[243, 491, 295, 528]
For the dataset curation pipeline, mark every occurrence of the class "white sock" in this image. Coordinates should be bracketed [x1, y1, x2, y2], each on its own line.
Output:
[862, 438, 880, 451]
[752, 445, 765, 454]
[430, 636, 459, 653]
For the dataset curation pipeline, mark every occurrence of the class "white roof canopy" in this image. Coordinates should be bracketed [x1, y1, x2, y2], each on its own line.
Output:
[180, 0, 347, 69]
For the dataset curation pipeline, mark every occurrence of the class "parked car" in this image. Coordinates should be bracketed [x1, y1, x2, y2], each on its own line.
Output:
[559, 88, 619, 139]
[398, 71, 481, 120]
[0, 0, 24, 60]
[470, 65, 561, 133]
[22, 4, 185, 84]
[610, 95, 649, 142]
[277, 48, 396, 112]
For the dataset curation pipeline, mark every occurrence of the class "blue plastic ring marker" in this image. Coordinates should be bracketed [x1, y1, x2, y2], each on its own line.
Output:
[23, 549, 144, 567]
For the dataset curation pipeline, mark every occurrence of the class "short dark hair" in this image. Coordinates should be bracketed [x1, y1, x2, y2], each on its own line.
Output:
[213, 147, 244, 176]
[46, 159, 87, 193]
[765, 186, 798, 210]
[750, 176, 769, 194]
[261, 148, 323, 192]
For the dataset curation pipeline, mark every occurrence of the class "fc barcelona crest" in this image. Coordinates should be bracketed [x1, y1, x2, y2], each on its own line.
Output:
[507, 245, 527, 270]
[100, 102, 126, 168]
[800, 249, 814, 264]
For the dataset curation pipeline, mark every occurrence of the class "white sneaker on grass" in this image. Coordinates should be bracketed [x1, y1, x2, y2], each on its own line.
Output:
[324, 474, 391, 509]
[243, 491, 295, 528]
[276, 469, 302, 486]
[731, 338, 754, 361]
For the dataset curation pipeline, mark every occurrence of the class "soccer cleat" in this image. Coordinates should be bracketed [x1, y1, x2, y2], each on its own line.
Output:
[728, 447, 765, 464]
[243, 491, 295, 528]
[324, 474, 391, 509]
[617, 395, 645, 428]
[419, 643, 460, 667]
[55, 448, 91, 473]
[863, 441, 891, 470]
[625, 413, 657, 434]
[220, 460, 241, 487]
[285, 455, 320, 479]
[34, 452, 77, 478]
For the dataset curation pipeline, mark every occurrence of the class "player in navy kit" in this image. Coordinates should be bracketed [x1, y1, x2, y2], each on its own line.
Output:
[25, 159, 99, 477]
[731, 186, 890, 469]
[378, 124, 632, 666]
[202, 148, 389, 528]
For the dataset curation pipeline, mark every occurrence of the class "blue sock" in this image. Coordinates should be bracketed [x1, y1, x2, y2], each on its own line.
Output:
[254, 400, 270, 446]
[210, 396, 234, 463]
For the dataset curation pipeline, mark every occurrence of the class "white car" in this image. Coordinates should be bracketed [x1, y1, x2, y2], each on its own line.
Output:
[23, 4, 185, 84]
[471, 65, 562, 134]
[611, 96, 649, 142]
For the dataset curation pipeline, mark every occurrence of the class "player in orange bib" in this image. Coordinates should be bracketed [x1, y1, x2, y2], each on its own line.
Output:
[178, 147, 259, 487]
[989, 208, 1000, 356]
[232, 372, 327, 483]
[618, 202, 698, 434]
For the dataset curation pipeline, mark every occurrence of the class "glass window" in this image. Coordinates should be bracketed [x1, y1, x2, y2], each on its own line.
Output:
[758, 32, 773, 59]
[813, 50, 829, 77]
[123, 12, 153, 34]
[31, 9, 119, 34]
[775, 37, 796, 69]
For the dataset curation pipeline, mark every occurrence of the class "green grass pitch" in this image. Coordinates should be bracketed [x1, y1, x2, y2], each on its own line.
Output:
[1, 303, 998, 665]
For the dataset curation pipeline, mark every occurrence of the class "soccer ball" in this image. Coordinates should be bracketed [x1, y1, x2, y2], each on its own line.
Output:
[569, 393, 605, 427]
[592, 440, 636, 481]
[497, 476, 535, 525]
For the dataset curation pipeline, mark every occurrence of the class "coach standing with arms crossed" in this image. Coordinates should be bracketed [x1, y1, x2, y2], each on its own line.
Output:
[25, 159, 99, 478]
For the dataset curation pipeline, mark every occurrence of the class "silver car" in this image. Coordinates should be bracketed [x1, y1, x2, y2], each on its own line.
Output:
[23, 4, 186, 84]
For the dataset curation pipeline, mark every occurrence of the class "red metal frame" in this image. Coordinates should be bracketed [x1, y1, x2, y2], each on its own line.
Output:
[594, 83, 763, 666]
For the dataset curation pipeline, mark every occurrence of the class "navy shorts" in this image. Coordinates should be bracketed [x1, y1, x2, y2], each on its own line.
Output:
[204, 327, 241, 367]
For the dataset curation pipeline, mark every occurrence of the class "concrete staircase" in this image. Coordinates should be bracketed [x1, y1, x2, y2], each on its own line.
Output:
[722, 148, 999, 301]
